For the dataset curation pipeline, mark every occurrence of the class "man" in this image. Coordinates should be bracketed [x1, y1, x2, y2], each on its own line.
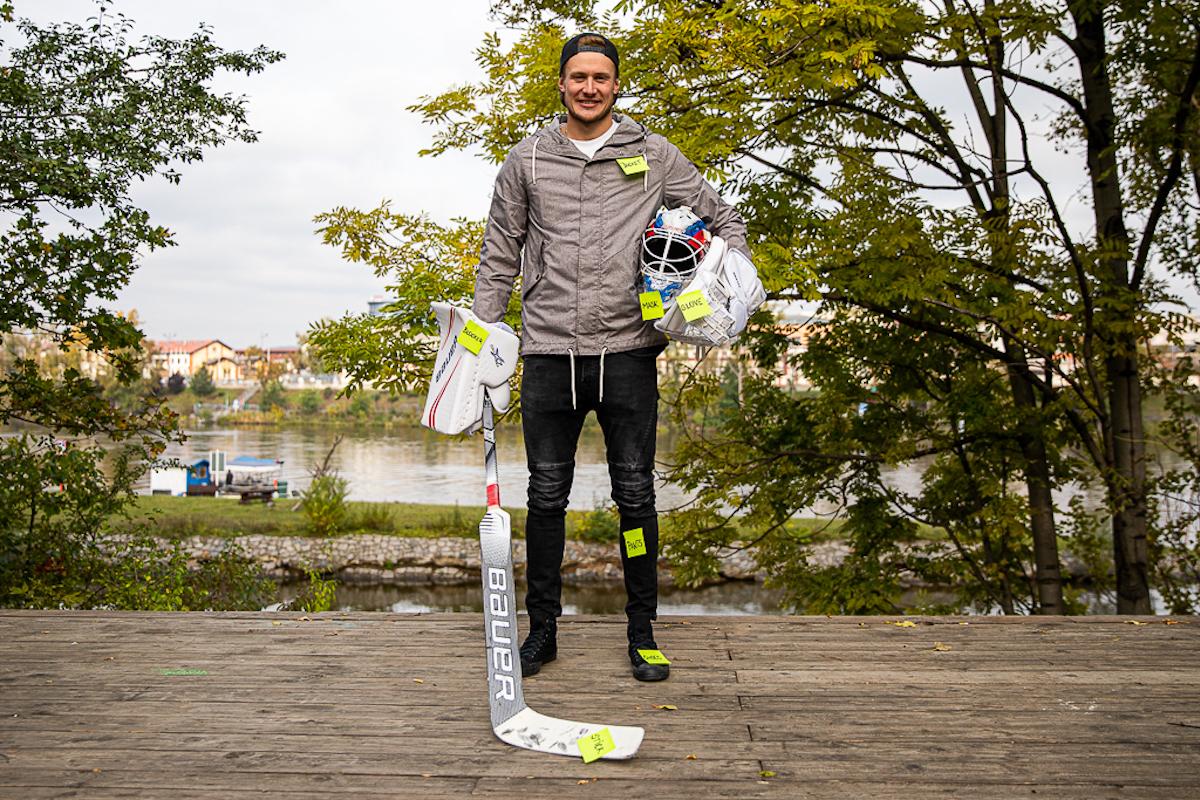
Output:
[471, 32, 751, 682]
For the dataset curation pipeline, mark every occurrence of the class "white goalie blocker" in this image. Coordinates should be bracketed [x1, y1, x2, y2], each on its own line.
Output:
[421, 302, 519, 435]
[654, 236, 767, 347]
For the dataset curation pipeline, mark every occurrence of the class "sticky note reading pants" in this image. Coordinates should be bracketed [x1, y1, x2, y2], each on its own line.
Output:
[456, 320, 489, 355]
[623, 527, 647, 558]
[617, 155, 648, 175]
[639, 291, 664, 320]
[677, 290, 713, 322]
[578, 727, 616, 763]
[637, 649, 670, 665]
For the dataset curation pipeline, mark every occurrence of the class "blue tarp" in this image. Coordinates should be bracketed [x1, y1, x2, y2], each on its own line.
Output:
[229, 456, 278, 467]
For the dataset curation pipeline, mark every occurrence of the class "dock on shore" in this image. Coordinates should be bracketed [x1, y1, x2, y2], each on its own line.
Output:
[1, 611, 1198, 798]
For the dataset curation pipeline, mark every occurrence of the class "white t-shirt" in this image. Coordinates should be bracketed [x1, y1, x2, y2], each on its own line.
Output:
[567, 119, 618, 160]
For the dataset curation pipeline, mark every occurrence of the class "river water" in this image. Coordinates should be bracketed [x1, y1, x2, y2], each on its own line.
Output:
[148, 423, 931, 512]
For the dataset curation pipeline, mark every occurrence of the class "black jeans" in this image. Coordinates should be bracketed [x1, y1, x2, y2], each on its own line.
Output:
[521, 346, 661, 628]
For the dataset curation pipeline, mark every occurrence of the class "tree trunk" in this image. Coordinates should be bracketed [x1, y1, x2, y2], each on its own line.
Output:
[1071, 0, 1152, 613]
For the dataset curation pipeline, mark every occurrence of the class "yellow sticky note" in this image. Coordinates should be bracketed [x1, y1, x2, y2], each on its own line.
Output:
[456, 320, 489, 355]
[638, 649, 670, 665]
[623, 527, 647, 558]
[577, 727, 616, 763]
[617, 155, 648, 175]
[639, 291, 664, 320]
[677, 290, 713, 322]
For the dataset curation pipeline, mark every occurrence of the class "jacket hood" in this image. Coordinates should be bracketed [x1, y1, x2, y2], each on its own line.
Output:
[536, 113, 648, 150]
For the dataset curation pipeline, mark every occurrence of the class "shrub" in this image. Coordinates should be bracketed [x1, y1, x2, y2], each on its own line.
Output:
[302, 475, 350, 537]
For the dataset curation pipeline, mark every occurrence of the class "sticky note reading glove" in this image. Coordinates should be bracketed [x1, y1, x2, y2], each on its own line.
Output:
[639, 291, 664, 320]
[617, 155, 649, 175]
[677, 290, 713, 322]
[637, 649, 670, 665]
[456, 320, 489, 355]
[623, 527, 647, 558]
[578, 727, 616, 763]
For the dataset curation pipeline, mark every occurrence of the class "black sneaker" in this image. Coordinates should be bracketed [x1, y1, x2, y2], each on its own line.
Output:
[519, 621, 556, 677]
[629, 641, 670, 682]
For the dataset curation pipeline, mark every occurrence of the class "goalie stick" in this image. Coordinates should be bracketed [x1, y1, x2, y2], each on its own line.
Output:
[478, 395, 645, 759]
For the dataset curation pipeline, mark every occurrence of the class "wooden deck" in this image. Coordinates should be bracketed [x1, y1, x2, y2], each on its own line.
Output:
[1, 611, 1198, 799]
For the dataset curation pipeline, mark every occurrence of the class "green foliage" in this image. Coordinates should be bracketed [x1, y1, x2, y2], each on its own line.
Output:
[190, 366, 216, 397]
[332, 0, 1200, 613]
[302, 475, 350, 537]
[573, 503, 621, 543]
[297, 389, 322, 416]
[289, 568, 337, 613]
[351, 503, 397, 533]
[0, 5, 281, 609]
[260, 380, 287, 411]
[308, 211, 519, 395]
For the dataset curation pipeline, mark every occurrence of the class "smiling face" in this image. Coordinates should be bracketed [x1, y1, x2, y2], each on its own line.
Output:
[558, 51, 618, 137]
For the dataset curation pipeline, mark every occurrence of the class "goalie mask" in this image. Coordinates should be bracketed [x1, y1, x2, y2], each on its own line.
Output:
[640, 206, 711, 304]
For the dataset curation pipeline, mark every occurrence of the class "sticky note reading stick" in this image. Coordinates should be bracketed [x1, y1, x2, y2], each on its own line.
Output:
[456, 320, 489, 355]
[617, 155, 649, 175]
[637, 649, 670, 665]
[639, 291, 664, 320]
[677, 290, 713, 322]
[623, 527, 647, 558]
[578, 727, 616, 763]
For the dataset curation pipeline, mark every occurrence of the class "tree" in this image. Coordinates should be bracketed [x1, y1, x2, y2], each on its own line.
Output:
[318, 0, 1199, 613]
[190, 366, 216, 397]
[0, 2, 282, 608]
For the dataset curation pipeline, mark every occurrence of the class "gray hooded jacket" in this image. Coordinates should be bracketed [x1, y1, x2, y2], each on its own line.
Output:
[472, 114, 749, 357]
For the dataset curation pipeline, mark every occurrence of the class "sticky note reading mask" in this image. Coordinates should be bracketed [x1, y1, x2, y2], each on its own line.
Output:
[578, 727, 616, 763]
[677, 290, 713, 322]
[456, 320, 489, 355]
[623, 527, 647, 558]
[639, 291, 664, 320]
[637, 649, 670, 665]
[617, 155, 649, 175]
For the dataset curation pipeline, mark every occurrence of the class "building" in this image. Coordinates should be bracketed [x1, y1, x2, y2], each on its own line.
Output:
[150, 340, 239, 383]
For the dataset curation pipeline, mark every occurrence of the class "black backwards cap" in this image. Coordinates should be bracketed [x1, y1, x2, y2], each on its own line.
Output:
[559, 32, 619, 78]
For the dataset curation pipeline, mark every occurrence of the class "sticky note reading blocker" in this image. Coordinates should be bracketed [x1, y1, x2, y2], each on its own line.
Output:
[456, 320, 489, 355]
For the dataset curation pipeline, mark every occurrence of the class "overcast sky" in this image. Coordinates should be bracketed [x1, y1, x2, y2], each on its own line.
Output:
[24, 0, 504, 348]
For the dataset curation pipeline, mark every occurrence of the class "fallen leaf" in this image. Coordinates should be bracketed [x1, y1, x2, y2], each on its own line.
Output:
[760, 770, 777, 778]
[890, 620, 917, 628]
[932, 642, 952, 652]
[577, 779, 589, 785]
[298, 616, 312, 622]
[271, 621, 282, 626]
[1164, 619, 1180, 625]
[652, 704, 677, 711]
[958, 621, 970, 626]
[420, 773, 432, 778]
[413, 678, 424, 684]
[92, 768, 102, 773]
[757, 780, 770, 785]
[1126, 620, 1148, 626]
[685, 754, 697, 760]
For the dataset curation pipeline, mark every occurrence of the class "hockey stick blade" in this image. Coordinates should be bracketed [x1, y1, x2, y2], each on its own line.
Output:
[479, 506, 645, 760]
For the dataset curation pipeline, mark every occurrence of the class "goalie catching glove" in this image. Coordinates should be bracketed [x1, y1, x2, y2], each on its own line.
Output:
[421, 302, 519, 435]
[653, 235, 766, 347]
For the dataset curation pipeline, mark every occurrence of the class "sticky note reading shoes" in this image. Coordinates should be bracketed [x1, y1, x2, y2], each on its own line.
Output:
[637, 649, 670, 665]
[677, 290, 713, 322]
[578, 727, 616, 763]
[639, 291, 664, 320]
[456, 320, 489, 355]
[617, 155, 649, 175]
[623, 527, 647, 558]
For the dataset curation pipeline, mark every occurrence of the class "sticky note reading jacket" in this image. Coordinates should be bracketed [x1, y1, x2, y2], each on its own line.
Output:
[617, 155, 649, 175]
[456, 320, 489, 355]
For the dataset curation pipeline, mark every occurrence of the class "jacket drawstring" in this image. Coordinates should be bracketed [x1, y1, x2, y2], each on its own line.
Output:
[531, 136, 540, 185]
[598, 347, 608, 403]
[568, 348, 576, 410]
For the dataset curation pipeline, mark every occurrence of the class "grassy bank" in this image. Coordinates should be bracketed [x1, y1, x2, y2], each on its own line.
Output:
[112, 495, 847, 543]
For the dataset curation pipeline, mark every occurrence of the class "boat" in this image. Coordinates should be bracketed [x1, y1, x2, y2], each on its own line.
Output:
[223, 456, 285, 503]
